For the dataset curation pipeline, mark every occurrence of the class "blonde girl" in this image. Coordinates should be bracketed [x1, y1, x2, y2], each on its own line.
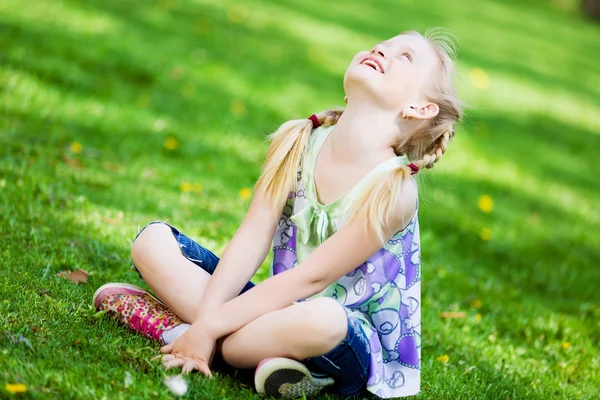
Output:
[93, 29, 462, 398]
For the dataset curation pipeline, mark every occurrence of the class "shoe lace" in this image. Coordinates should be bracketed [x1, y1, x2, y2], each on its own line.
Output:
[130, 309, 168, 341]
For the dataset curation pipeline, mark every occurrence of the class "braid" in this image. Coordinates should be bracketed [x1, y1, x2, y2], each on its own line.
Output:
[412, 125, 454, 170]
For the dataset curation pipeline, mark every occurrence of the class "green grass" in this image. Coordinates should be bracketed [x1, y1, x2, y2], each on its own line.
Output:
[1, 0, 599, 398]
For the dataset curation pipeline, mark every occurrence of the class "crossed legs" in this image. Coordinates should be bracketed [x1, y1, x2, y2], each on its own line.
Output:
[131, 223, 348, 369]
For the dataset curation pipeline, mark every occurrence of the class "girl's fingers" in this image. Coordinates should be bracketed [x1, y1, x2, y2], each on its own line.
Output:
[163, 357, 186, 370]
[198, 363, 213, 378]
[160, 343, 175, 353]
[181, 361, 196, 374]
[159, 354, 176, 362]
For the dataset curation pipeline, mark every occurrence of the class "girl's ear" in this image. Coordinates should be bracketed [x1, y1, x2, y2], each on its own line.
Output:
[404, 102, 439, 120]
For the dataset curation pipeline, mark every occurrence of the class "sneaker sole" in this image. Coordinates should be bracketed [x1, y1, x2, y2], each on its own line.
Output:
[255, 358, 334, 398]
[92, 282, 149, 309]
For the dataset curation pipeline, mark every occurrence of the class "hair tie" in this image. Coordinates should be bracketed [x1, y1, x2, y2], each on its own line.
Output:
[308, 114, 320, 128]
[407, 163, 419, 175]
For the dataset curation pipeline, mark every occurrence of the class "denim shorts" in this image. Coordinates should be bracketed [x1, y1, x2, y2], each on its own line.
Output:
[133, 222, 370, 397]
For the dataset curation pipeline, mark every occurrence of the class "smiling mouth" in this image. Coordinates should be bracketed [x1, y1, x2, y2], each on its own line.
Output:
[360, 58, 383, 73]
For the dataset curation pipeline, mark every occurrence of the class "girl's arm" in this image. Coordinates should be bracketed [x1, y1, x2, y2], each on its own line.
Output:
[194, 190, 283, 318]
[202, 178, 418, 339]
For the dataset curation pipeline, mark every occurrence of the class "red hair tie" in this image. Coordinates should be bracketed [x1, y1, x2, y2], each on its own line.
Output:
[308, 114, 320, 128]
[407, 163, 419, 174]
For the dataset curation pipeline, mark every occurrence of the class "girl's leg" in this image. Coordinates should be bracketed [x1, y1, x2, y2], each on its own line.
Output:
[219, 297, 369, 397]
[130, 222, 211, 323]
[219, 297, 348, 368]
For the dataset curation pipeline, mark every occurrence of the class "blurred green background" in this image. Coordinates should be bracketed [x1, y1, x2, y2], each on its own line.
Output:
[1, 0, 599, 398]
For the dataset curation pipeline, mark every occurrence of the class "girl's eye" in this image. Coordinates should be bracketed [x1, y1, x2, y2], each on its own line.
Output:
[403, 52, 412, 62]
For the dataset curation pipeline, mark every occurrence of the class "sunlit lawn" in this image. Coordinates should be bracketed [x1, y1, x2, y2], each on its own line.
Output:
[1, 0, 599, 398]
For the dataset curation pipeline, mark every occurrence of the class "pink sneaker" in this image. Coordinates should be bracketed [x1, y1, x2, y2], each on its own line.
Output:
[254, 357, 334, 398]
[93, 283, 183, 345]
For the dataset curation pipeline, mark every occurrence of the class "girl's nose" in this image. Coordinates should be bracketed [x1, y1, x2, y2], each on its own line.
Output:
[371, 45, 387, 59]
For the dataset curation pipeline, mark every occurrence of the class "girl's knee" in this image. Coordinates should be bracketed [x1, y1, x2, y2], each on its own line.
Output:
[296, 298, 348, 352]
[131, 222, 172, 266]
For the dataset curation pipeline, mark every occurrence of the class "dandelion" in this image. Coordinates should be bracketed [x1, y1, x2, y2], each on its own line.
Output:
[180, 182, 192, 193]
[480, 227, 492, 241]
[192, 183, 203, 194]
[227, 5, 248, 23]
[70, 142, 83, 154]
[239, 187, 252, 200]
[471, 299, 482, 308]
[469, 68, 489, 90]
[561, 341, 570, 349]
[475, 313, 482, 322]
[488, 334, 496, 342]
[5, 383, 27, 394]
[478, 195, 493, 213]
[164, 375, 188, 396]
[230, 99, 246, 117]
[153, 119, 168, 133]
[164, 137, 179, 151]
[436, 354, 449, 363]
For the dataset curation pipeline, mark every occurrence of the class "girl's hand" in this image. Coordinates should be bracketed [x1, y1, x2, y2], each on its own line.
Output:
[159, 321, 217, 377]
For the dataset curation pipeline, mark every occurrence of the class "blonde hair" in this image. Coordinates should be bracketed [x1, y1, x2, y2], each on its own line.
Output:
[256, 29, 463, 243]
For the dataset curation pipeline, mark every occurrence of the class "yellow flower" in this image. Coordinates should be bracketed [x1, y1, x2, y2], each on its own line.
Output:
[70, 142, 83, 154]
[436, 354, 449, 363]
[478, 195, 493, 213]
[5, 383, 27, 393]
[239, 187, 252, 200]
[192, 183, 203, 194]
[480, 227, 492, 241]
[227, 5, 248, 23]
[164, 137, 179, 151]
[469, 68, 489, 90]
[475, 313, 482, 322]
[230, 99, 246, 117]
[561, 341, 570, 349]
[471, 299, 482, 308]
[180, 182, 192, 193]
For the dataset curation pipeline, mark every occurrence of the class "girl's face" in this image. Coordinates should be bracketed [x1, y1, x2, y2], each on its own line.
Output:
[344, 34, 438, 111]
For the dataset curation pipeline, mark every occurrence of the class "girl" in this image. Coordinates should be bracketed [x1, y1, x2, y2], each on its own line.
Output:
[93, 30, 462, 398]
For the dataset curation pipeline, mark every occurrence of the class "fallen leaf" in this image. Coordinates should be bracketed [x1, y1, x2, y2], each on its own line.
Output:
[164, 375, 188, 396]
[439, 311, 467, 319]
[56, 268, 89, 284]
[5, 332, 17, 344]
[63, 154, 84, 168]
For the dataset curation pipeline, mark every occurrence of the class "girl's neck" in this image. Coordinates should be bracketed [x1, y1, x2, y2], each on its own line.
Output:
[329, 102, 399, 165]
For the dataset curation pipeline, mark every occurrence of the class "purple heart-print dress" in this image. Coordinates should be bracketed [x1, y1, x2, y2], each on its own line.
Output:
[270, 126, 421, 398]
